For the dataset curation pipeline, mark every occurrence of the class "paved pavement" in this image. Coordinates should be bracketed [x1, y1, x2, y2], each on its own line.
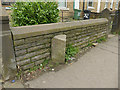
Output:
[25, 35, 118, 88]
[3, 81, 24, 88]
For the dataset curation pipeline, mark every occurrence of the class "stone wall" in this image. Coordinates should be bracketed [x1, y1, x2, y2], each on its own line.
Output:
[11, 18, 108, 72]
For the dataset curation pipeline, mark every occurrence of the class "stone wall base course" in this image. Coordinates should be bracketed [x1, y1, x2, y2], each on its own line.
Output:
[16, 59, 30, 66]
[22, 63, 34, 70]
[31, 53, 50, 62]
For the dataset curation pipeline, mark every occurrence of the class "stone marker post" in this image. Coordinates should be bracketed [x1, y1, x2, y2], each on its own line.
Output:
[51, 35, 66, 64]
[0, 7, 17, 81]
[101, 8, 111, 34]
[111, 10, 119, 33]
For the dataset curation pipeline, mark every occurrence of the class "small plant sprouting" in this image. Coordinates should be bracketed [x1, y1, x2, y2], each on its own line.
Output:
[42, 59, 49, 67]
[96, 39, 102, 43]
[87, 41, 93, 47]
[65, 44, 79, 62]
[28, 59, 50, 73]
[96, 36, 107, 43]
[29, 65, 40, 73]
[16, 66, 23, 79]
[112, 32, 120, 35]
[112, 32, 117, 35]
[119, 32, 120, 35]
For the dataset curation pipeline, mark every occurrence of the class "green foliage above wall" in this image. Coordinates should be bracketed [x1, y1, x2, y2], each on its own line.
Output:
[11, 1, 59, 27]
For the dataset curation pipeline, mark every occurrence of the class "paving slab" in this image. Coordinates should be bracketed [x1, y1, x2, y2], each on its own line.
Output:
[3, 81, 24, 88]
[26, 35, 118, 88]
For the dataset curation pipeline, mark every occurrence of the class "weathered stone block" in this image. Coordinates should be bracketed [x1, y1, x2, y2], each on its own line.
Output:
[63, 31, 69, 34]
[16, 42, 38, 51]
[22, 63, 34, 70]
[36, 39, 51, 46]
[24, 36, 43, 43]
[14, 39, 24, 46]
[15, 44, 28, 51]
[34, 48, 50, 56]
[73, 41, 82, 47]
[16, 59, 30, 66]
[27, 44, 50, 53]
[16, 50, 27, 56]
[43, 34, 54, 38]
[67, 33, 76, 38]
[46, 56, 51, 60]
[74, 39, 82, 43]
[27, 45, 45, 52]
[16, 49, 50, 61]
[35, 59, 44, 65]
[16, 52, 36, 61]
[31, 53, 50, 62]
[51, 35, 66, 64]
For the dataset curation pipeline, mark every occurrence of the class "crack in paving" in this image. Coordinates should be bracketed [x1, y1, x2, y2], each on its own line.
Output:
[97, 46, 119, 55]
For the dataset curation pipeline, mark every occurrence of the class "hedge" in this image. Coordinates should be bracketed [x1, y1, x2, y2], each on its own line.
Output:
[11, 2, 59, 27]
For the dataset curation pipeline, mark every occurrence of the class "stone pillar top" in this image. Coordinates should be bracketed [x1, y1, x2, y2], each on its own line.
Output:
[54, 35, 66, 41]
[0, 7, 9, 21]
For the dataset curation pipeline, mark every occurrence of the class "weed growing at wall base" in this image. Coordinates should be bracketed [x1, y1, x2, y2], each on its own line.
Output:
[29, 59, 49, 73]
[65, 44, 79, 62]
[96, 36, 107, 43]
[16, 67, 23, 79]
[87, 41, 93, 47]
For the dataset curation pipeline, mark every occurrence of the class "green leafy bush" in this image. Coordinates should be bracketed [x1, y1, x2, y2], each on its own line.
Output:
[11, 1, 59, 27]
[65, 44, 79, 61]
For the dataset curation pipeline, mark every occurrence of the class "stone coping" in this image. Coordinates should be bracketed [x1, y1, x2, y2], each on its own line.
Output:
[11, 18, 108, 40]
